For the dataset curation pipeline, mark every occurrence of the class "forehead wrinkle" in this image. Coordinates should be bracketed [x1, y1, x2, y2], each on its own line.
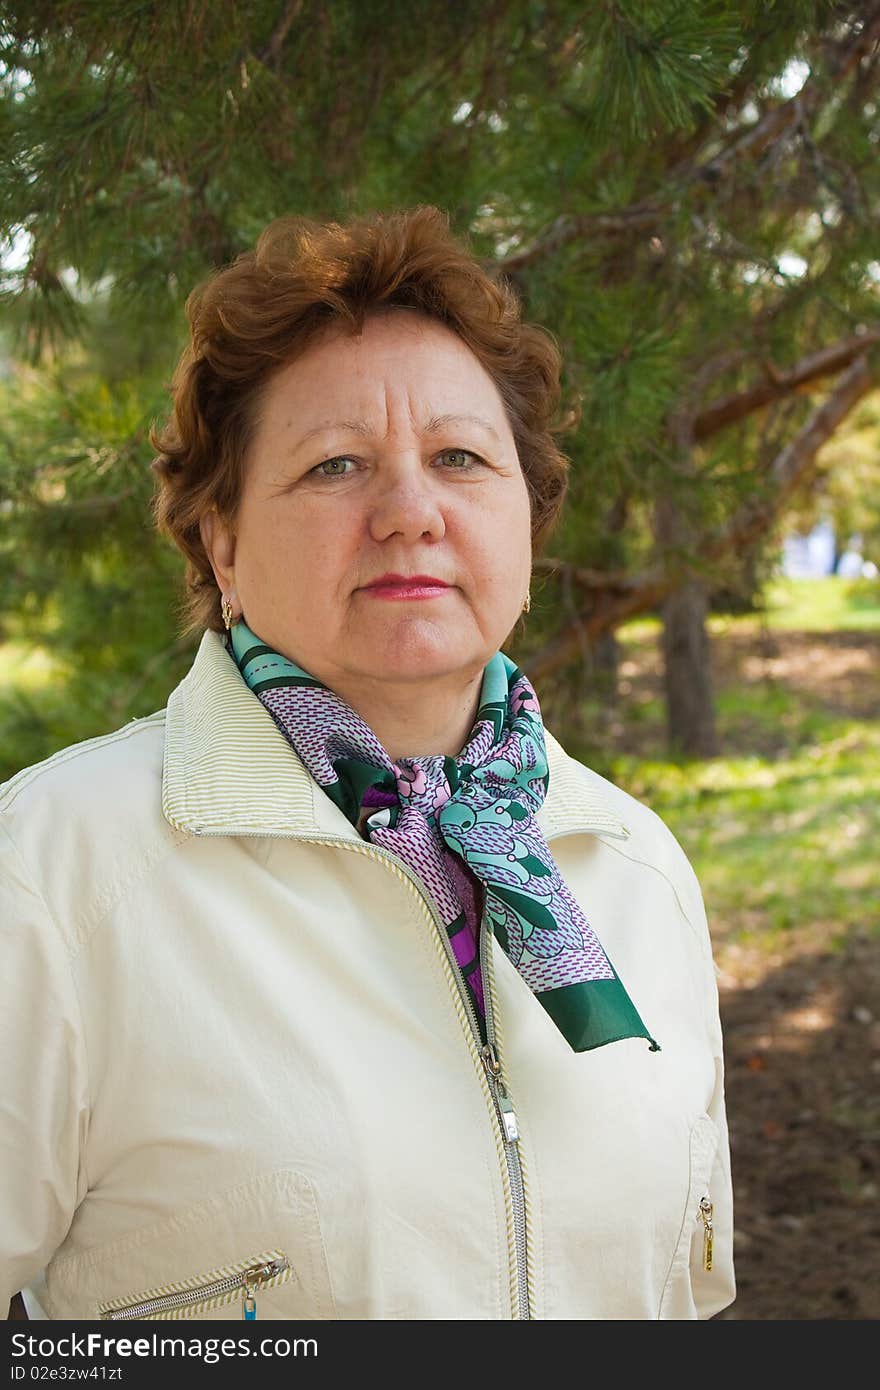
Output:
[290, 410, 502, 456]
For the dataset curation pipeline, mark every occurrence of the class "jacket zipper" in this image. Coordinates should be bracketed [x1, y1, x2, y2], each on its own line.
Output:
[699, 1196, 714, 1272]
[184, 822, 532, 1320]
[99, 1252, 290, 1320]
[310, 833, 532, 1319]
[478, 905, 531, 1320]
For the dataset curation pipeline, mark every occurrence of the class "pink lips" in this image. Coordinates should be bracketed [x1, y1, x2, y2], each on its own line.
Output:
[363, 573, 451, 601]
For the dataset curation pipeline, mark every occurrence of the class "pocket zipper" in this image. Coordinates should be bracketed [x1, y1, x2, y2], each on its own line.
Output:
[98, 1250, 291, 1321]
[698, 1196, 714, 1271]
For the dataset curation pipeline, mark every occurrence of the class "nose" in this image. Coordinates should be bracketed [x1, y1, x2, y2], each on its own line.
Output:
[366, 450, 447, 545]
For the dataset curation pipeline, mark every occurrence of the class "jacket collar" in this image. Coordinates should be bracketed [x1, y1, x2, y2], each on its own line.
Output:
[162, 628, 630, 844]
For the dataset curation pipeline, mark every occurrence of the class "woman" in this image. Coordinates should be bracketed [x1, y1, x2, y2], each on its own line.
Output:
[1, 206, 734, 1321]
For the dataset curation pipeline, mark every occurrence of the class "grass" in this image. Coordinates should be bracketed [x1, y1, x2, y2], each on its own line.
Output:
[615, 718, 880, 964]
[758, 575, 880, 632]
[622, 574, 880, 641]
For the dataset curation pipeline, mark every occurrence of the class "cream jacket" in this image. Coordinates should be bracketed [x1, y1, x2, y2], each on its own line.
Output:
[1, 629, 735, 1321]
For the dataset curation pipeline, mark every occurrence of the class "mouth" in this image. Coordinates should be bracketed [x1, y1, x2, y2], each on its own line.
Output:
[362, 573, 452, 600]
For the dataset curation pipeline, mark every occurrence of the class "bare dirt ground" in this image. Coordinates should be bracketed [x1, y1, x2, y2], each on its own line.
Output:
[613, 626, 880, 753]
[616, 628, 880, 1320]
[715, 933, 879, 1320]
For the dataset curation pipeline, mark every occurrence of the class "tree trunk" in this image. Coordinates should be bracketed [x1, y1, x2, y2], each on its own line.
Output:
[660, 579, 719, 757]
[591, 628, 621, 702]
[654, 460, 720, 758]
[586, 492, 629, 704]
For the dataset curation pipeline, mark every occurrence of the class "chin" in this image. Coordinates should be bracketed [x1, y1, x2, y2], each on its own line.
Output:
[359, 624, 486, 679]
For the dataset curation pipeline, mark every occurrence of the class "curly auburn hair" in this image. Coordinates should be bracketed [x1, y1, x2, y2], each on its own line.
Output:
[150, 205, 577, 636]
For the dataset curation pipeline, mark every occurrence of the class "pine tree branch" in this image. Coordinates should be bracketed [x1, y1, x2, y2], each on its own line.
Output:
[532, 557, 639, 590]
[692, 328, 880, 442]
[257, 0, 305, 69]
[493, 6, 880, 274]
[696, 4, 880, 182]
[493, 206, 660, 272]
[704, 351, 877, 559]
[525, 350, 878, 683]
[396, 8, 495, 115]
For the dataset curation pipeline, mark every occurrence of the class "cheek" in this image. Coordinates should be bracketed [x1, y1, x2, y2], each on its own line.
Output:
[242, 516, 300, 587]
[464, 506, 531, 589]
[239, 502, 324, 578]
[471, 484, 531, 560]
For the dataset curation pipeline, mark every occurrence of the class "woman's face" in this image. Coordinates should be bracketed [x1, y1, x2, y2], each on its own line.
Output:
[201, 308, 532, 695]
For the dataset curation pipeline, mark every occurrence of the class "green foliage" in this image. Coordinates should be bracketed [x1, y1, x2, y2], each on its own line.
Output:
[1, 0, 879, 770]
[588, 1, 744, 138]
[0, 352, 197, 777]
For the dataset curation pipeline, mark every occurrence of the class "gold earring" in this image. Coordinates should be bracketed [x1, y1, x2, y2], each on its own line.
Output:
[522, 590, 531, 614]
[221, 595, 234, 630]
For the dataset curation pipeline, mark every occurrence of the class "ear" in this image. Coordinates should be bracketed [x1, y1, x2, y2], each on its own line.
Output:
[199, 507, 237, 593]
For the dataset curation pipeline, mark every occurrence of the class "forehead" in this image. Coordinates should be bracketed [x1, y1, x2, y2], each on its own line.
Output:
[260, 309, 507, 422]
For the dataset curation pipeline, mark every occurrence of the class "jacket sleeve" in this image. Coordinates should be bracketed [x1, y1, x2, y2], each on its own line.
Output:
[0, 818, 90, 1316]
[676, 841, 736, 1320]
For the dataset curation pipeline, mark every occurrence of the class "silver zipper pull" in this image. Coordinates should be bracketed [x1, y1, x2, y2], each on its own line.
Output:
[480, 1043, 519, 1142]
[481, 1040, 502, 1079]
[241, 1258, 285, 1319]
[699, 1196, 714, 1271]
[243, 1279, 257, 1320]
[496, 1088, 520, 1143]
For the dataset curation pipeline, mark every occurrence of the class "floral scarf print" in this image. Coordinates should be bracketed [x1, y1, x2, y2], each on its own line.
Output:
[227, 619, 659, 1055]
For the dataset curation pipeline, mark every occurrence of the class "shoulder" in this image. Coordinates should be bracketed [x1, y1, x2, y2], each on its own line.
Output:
[0, 711, 182, 952]
[0, 709, 168, 820]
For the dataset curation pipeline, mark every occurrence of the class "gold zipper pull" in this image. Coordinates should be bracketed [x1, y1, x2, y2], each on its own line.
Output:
[699, 1196, 714, 1271]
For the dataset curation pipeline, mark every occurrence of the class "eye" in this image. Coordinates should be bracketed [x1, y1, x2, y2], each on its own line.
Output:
[311, 456, 356, 478]
[438, 448, 482, 469]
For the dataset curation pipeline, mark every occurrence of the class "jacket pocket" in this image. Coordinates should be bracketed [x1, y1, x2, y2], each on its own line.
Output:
[657, 1112, 720, 1319]
[45, 1168, 337, 1321]
[98, 1249, 292, 1321]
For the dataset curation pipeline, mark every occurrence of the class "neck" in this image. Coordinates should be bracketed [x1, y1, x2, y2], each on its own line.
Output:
[330, 669, 485, 762]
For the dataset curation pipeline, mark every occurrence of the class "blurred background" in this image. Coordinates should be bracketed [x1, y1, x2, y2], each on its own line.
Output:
[1, 1, 878, 1320]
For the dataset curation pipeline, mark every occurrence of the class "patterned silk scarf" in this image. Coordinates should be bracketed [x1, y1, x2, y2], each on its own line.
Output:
[227, 618, 658, 1055]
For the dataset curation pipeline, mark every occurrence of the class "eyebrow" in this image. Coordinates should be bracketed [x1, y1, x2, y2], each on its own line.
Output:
[291, 412, 502, 453]
[425, 413, 502, 442]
